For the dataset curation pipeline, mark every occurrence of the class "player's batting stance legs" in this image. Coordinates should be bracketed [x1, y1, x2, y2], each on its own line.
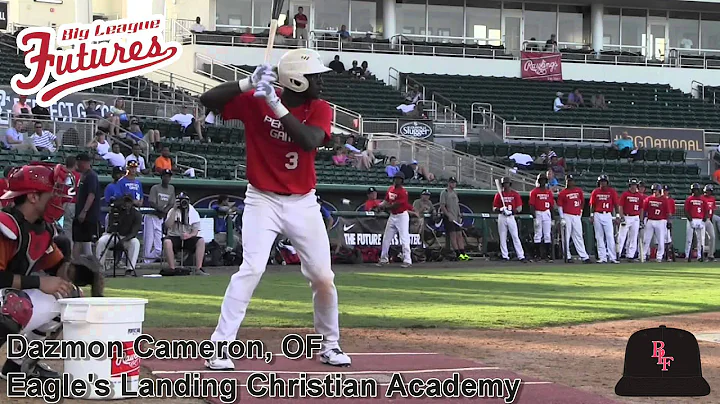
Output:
[379, 211, 412, 267]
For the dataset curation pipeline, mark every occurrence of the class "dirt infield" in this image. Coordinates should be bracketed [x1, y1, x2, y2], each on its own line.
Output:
[2, 311, 719, 403]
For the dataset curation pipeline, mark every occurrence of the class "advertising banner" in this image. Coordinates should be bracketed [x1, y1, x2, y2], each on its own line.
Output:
[520, 52, 563, 81]
[610, 126, 705, 160]
[398, 119, 434, 141]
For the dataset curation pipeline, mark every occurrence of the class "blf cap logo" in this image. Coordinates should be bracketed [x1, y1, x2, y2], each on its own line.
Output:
[11, 15, 183, 108]
[615, 325, 710, 397]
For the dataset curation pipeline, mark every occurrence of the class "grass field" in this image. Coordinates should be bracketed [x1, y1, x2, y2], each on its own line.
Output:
[105, 263, 720, 329]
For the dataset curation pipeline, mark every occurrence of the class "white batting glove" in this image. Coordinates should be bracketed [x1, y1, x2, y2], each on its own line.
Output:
[254, 80, 288, 118]
[250, 64, 275, 87]
[560, 218, 567, 226]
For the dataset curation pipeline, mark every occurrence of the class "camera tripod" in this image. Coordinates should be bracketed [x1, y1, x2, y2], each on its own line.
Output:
[100, 231, 138, 278]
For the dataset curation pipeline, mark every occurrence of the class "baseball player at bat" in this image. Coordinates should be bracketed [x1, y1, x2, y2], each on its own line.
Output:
[642, 184, 669, 263]
[616, 178, 643, 261]
[589, 175, 620, 264]
[662, 185, 676, 261]
[200, 48, 352, 369]
[685, 183, 708, 262]
[701, 184, 717, 262]
[557, 174, 591, 263]
[375, 171, 413, 268]
[529, 172, 554, 262]
[493, 177, 527, 262]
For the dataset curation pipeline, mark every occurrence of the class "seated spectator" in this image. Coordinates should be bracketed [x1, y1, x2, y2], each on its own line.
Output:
[83, 99, 104, 121]
[549, 155, 565, 178]
[344, 135, 376, 169]
[547, 170, 561, 192]
[87, 130, 111, 157]
[404, 85, 422, 104]
[163, 193, 208, 275]
[170, 106, 204, 141]
[360, 61, 374, 80]
[613, 131, 638, 159]
[545, 34, 558, 52]
[567, 88, 584, 107]
[413, 189, 435, 218]
[348, 60, 363, 78]
[337, 25, 350, 40]
[117, 160, 144, 207]
[125, 143, 150, 176]
[400, 160, 435, 181]
[329, 55, 345, 74]
[191, 16, 205, 33]
[103, 142, 127, 169]
[127, 116, 161, 150]
[361, 187, 382, 211]
[554, 92, 572, 112]
[96, 194, 142, 276]
[31, 103, 50, 120]
[385, 156, 400, 177]
[203, 108, 217, 126]
[154, 146, 196, 178]
[4, 120, 36, 152]
[12, 95, 31, 117]
[332, 146, 349, 166]
[104, 166, 124, 203]
[108, 98, 129, 137]
[527, 37, 540, 52]
[509, 152, 534, 170]
[714, 167, 720, 185]
[240, 28, 256, 44]
[31, 122, 58, 153]
[591, 92, 607, 110]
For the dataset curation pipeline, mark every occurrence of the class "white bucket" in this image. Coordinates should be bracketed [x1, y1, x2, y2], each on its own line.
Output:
[58, 297, 148, 400]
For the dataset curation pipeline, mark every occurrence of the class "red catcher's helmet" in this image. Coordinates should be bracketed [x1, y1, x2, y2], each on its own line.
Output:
[0, 164, 74, 222]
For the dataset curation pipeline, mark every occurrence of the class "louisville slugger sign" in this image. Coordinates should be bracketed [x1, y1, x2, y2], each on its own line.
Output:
[11, 15, 183, 108]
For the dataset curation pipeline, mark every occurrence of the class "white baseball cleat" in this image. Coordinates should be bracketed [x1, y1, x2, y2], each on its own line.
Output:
[319, 348, 352, 367]
[204, 357, 235, 371]
[375, 260, 388, 267]
[400, 263, 412, 268]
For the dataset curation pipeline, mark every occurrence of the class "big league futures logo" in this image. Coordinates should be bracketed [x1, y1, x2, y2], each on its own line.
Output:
[10, 16, 183, 106]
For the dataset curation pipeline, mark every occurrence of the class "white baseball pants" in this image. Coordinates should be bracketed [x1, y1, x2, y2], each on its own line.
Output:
[533, 210, 552, 243]
[686, 219, 706, 258]
[616, 215, 640, 258]
[380, 211, 412, 265]
[96, 234, 140, 270]
[708, 215, 720, 257]
[563, 214, 589, 260]
[498, 214, 525, 260]
[211, 184, 341, 352]
[143, 215, 164, 262]
[593, 212, 616, 262]
[643, 219, 667, 261]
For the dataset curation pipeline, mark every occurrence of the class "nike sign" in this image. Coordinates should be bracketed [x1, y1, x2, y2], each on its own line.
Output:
[343, 224, 355, 231]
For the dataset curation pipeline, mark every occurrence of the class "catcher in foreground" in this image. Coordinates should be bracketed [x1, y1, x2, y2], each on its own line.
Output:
[0, 163, 104, 381]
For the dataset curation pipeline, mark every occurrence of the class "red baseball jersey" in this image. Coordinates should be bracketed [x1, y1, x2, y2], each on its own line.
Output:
[557, 187, 584, 215]
[363, 199, 381, 211]
[384, 185, 412, 214]
[644, 196, 669, 220]
[685, 196, 708, 220]
[222, 89, 332, 195]
[70, 170, 81, 204]
[620, 191, 643, 216]
[590, 188, 619, 213]
[493, 190, 522, 212]
[665, 196, 676, 216]
[702, 195, 716, 216]
[529, 188, 554, 211]
[0, 178, 9, 207]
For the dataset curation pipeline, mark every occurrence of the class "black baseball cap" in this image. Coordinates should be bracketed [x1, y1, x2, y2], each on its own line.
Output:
[615, 325, 710, 397]
[76, 153, 91, 162]
[111, 166, 124, 176]
[127, 160, 139, 168]
[448, 177, 457, 183]
[367, 187, 376, 193]
[160, 169, 172, 176]
[421, 189, 431, 195]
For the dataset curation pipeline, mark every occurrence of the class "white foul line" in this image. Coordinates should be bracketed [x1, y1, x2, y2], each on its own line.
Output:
[152, 366, 500, 376]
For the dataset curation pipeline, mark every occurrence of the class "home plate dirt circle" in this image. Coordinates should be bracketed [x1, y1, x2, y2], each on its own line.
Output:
[143, 352, 619, 403]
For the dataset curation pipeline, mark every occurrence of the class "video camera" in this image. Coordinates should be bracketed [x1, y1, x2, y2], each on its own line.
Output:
[108, 194, 133, 225]
[176, 193, 190, 210]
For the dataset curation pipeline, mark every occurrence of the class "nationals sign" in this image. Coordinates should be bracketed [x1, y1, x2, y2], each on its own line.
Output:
[11, 15, 183, 108]
[521, 52, 563, 81]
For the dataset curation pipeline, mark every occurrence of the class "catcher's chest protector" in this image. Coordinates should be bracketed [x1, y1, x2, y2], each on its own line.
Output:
[0, 209, 56, 276]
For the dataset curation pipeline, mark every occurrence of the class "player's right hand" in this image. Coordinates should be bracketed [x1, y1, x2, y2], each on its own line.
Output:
[560, 219, 567, 226]
[39, 276, 74, 298]
[250, 64, 275, 87]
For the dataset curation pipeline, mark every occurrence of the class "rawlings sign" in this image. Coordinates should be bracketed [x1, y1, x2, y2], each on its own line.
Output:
[11, 15, 183, 108]
[520, 52, 563, 81]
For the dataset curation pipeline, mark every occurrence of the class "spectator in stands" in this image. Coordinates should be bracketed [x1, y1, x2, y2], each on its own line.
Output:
[294, 7, 309, 42]
[72, 153, 101, 260]
[83, 99, 103, 121]
[104, 166, 124, 204]
[527, 37, 540, 52]
[344, 135, 376, 169]
[554, 91, 573, 112]
[404, 85, 422, 105]
[31, 122, 59, 153]
[127, 116, 161, 150]
[613, 131, 638, 159]
[332, 146, 349, 166]
[362, 187, 382, 211]
[413, 189, 435, 218]
[337, 25, 350, 40]
[12, 95, 31, 117]
[567, 88, 585, 107]
[145, 170, 176, 263]
[3, 120, 35, 152]
[680, 35, 693, 49]
[103, 142, 126, 169]
[385, 156, 400, 177]
[550, 155, 565, 179]
[125, 143, 150, 176]
[240, 28, 256, 44]
[163, 193, 208, 275]
[545, 34, 558, 52]
[31, 103, 50, 120]
[118, 160, 144, 207]
[109, 98, 129, 137]
[212, 194, 238, 247]
[400, 160, 435, 181]
[348, 60, 363, 78]
[360, 61, 374, 80]
[591, 92, 608, 110]
[329, 55, 345, 74]
[509, 151, 534, 170]
[154, 146, 196, 178]
[191, 17, 205, 33]
[170, 106, 204, 141]
[547, 169, 561, 192]
[87, 130, 111, 158]
[714, 167, 720, 185]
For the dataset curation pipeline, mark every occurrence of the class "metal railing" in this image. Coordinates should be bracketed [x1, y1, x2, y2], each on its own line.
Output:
[471, 103, 506, 138]
[9, 115, 97, 149]
[193, 53, 363, 135]
[368, 132, 535, 191]
[235, 163, 246, 180]
[151, 70, 211, 98]
[504, 123, 611, 143]
[175, 151, 207, 178]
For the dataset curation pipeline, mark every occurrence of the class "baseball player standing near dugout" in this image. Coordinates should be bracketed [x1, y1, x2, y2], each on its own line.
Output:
[590, 175, 620, 264]
[642, 184, 669, 263]
[529, 173, 554, 262]
[557, 174, 591, 263]
[701, 184, 717, 261]
[662, 186, 676, 261]
[616, 178, 643, 261]
[440, 177, 469, 261]
[375, 171, 413, 268]
[685, 183, 708, 262]
[493, 177, 526, 262]
[200, 48, 351, 369]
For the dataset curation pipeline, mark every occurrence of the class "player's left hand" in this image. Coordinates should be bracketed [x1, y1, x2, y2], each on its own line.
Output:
[254, 80, 282, 106]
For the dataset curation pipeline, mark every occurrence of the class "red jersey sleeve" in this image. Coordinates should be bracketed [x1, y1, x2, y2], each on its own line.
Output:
[305, 100, 333, 143]
[589, 190, 597, 207]
[222, 91, 256, 123]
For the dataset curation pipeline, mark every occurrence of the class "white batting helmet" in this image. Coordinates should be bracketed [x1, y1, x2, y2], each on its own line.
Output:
[277, 49, 332, 93]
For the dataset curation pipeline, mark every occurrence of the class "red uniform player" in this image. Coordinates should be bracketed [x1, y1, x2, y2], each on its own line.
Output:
[557, 174, 590, 263]
[662, 185, 676, 261]
[202, 49, 351, 369]
[702, 184, 718, 261]
[685, 183, 708, 261]
[375, 172, 413, 267]
[616, 178, 643, 261]
[642, 184, 670, 262]
[493, 177, 526, 262]
[529, 173, 554, 261]
[589, 175, 619, 263]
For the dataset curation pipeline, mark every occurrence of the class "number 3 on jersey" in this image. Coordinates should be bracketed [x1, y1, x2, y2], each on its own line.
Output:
[285, 152, 298, 170]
